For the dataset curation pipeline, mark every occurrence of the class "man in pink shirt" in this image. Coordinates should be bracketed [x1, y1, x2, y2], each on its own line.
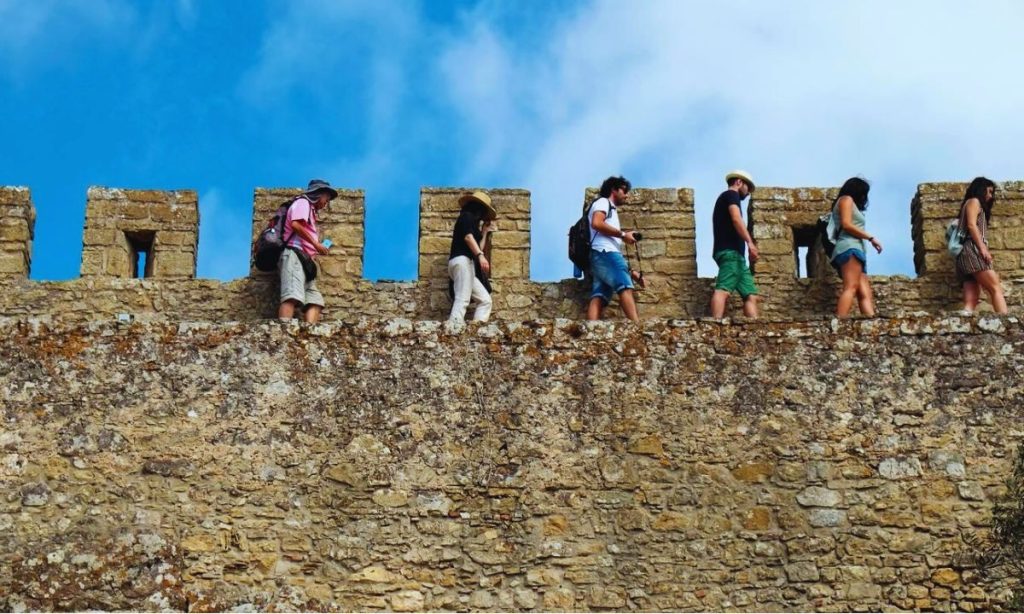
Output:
[278, 179, 336, 322]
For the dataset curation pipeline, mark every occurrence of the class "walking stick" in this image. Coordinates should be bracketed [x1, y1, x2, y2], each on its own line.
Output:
[630, 219, 646, 290]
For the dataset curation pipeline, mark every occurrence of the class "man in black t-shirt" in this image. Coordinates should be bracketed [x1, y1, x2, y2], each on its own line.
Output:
[709, 170, 760, 319]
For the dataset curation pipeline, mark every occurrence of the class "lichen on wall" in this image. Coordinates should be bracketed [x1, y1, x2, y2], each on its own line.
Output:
[1, 315, 1020, 611]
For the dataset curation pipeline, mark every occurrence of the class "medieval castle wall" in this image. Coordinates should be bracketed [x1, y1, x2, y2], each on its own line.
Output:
[1, 180, 1022, 322]
[1, 180, 1023, 611]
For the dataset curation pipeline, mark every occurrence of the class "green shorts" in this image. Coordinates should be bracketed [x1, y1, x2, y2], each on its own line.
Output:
[713, 250, 758, 298]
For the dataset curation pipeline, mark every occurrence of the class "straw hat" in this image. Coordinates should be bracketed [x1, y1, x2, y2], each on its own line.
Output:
[725, 170, 756, 191]
[458, 191, 497, 221]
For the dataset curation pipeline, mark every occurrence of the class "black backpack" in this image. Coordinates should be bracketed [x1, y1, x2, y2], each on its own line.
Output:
[252, 197, 300, 272]
[568, 200, 609, 274]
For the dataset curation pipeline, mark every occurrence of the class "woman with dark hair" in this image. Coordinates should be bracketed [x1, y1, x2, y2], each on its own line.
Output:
[447, 191, 497, 323]
[955, 177, 1006, 314]
[830, 177, 883, 318]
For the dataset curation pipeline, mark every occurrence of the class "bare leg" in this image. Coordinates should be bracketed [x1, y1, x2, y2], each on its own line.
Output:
[962, 280, 980, 313]
[856, 273, 876, 317]
[278, 299, 300, 320]
[975, 269, 1008, 314]
[587, 297, 605, 321]
[742, 295, 760, 318]
[619, 289, 639, 322]
[709, 290, 730, 318]
[835, 259, 863, 318]
[304, 305, 323, 323]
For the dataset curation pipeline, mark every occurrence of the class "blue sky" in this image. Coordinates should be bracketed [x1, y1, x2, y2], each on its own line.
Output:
[2, 0, 1022, 282]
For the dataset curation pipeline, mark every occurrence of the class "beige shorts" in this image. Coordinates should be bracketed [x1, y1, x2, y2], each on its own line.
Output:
[278, 249, 324, 308]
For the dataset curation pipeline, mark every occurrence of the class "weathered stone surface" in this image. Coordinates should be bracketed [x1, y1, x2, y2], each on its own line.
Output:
[796, 486, 842, 507]
[879, 457, 923, 479]
[0, 312, 1021, 611]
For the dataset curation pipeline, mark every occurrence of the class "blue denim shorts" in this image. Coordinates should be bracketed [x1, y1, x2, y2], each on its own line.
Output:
[832, 248, 867, 273]
[590, 250, 633, 303]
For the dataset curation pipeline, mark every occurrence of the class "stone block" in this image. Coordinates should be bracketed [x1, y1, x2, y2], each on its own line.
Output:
[650, 258, 696, 275]
[419, 236, 450, 256]
[155, 231, 194, 246]
[0, 220, 29, 242]
[490, 249, 526, 280]
[999, 226, 1024, 249]
[733, 462, 774, 483]
[79, 249, 105, 276]
[0, 250, 27, 275]
[796, 486, 842, 507]
[391, 590, 425, 612]
[757, 239, 794, 256]
[785, 562, 820, 582]
[104, 246, 132, 277]
[124, 189, 172, 204]
[152, 250, 196, 278]
[743, 507, 773, 531]
[82, 228, 117, 247]
[931, 568, 961, 588]
[665, 240, 696, 258]
[491, 231, 530, 250]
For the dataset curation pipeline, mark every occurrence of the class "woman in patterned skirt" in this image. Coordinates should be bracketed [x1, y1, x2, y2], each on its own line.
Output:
[956, 177, 1007, 314]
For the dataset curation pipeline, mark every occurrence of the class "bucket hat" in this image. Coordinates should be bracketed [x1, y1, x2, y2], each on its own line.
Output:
[458, 191, 497, 221]
[303, 179, 338, 200]
[725, 170, 756, 191]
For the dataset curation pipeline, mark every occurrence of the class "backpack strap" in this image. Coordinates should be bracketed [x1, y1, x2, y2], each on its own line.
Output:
[589, 198, 616, 244]
[281, 196, 308, 246]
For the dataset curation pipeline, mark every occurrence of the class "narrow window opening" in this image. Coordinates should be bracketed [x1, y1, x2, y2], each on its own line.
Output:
[791, 226, 820, 279]
[125, 231, 155, 278]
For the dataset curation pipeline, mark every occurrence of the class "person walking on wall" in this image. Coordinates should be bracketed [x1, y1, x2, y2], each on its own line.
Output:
[831, 177, 883, 318]
[587, 176, 644, 322]
[278, 179, 337, 323]
[448, 191, 497, 323]
[709, 170, 760, 319]
[956, 177, 1007, 314]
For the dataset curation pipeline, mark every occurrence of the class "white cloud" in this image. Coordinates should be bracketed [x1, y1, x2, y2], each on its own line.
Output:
[237, 0, 442, 280]
[434, 0, 1024, 280]
[238, 0, 418, 104]
[0, 0, 136, 80]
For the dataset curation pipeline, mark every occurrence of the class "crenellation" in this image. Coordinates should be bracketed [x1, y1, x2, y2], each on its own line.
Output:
[418, 188, 532, 320]
[582, 187, 698, 317]
[1, 180, 1023, 321]
[80, 186, 199, 279]
[0, 187, 35, 278]
[250, 187, 366, 291]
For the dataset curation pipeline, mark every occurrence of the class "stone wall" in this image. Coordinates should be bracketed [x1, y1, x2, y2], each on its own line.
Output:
[581, 187, 700, 318]
[80, 187, 199, 279]
[1, 315, 1020, 611]
[0, 187, 34, 278]
[912, 182, 1024, 300]
[1, 181, 1023, 323]
[418, 188, 534, 320]
[250, 188, 366, 293]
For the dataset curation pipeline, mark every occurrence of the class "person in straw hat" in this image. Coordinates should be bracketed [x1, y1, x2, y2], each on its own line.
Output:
[278, 178, 337, 323]
[448, 191, 497, 323]
[709, 170, 760, 319]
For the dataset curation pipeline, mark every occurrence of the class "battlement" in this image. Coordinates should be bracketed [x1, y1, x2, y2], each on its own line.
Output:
[1, 180, 1022, 322]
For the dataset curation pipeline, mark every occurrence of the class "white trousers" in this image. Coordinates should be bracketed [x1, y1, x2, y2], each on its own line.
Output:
[447, 256, 492, 323]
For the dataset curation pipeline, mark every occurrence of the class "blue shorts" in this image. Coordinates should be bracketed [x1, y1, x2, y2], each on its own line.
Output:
[590, 250, 633, 304]
[832, 248, 867, 273]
